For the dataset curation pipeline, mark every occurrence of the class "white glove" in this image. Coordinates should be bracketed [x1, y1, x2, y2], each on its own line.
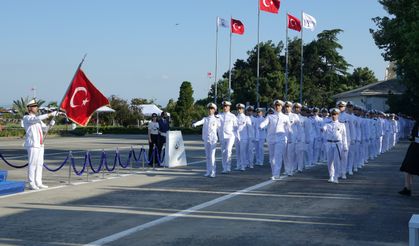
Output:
[50, 111, 60, 117]
[192, 123, 196, 128]
[49, 120, 56, 126]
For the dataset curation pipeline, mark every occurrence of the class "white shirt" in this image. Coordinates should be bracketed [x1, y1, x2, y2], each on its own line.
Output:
[322, 120, 348, 151]
[254, 116, 267, 140]
[260, 112, 290, 144]
[236, 113, 253, 141]
[286, 112, 304, 143]
[193, 115, 221, 144]
[148, 121, 160, 135]
[23, 113, 49, 148]
[219, 112, 238, 140]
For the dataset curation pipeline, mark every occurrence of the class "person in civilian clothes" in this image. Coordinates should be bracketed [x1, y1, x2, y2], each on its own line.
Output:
[259, 100, 291, 180]
[157, 111, 170, 166]
[321, 108, 348, 184]
[399, 119, 418, 196]
[192, 103, 221, 178]
[23, 99, 57, 190]
[235, 103, 253, 171]
[148, 113, 160, 166]
[219, 101, 238, 173]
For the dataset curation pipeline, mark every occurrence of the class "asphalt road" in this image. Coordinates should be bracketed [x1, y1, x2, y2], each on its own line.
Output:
[0, 134, 417, 246]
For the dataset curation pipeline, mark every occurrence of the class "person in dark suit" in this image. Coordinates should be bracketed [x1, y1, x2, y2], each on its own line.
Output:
[157, 111, 170, 166]
[399, 119, 419, 196]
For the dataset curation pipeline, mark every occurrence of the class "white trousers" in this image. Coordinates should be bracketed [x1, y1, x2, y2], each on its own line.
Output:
[326, 142, 342, 181]
[255, 139, 265, 165]
[221, 137, 235, 172]
[285, 143, 295, 175]
[204, 142, 217, 176]
[235, 139, 249, 169]
[313, 139, 322, 164]
[295, 142, 305, 171]
[27, 147, 45, 187]
[268, 141, 286, 177]
[247, 140, 255, 167]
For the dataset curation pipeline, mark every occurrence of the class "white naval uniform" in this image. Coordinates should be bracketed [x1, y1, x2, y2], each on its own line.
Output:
[312, 114, 323, 164]
[247, 115, 257, 168]
[304, 116, 316, 167]
[285, 112, 304, 175]
[219, 112, 238, 172]
[193, 115, 221, 177]
[235, 113, 253, 170]
[322, 120, 348, 182]
[254, 115, 267, 166]
[260, 112, 290, 178]
[339, 112, 353, 177]
[23, 113, 50, 188]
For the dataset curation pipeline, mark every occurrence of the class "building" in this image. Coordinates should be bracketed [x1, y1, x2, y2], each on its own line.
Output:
[333, 79, 406, 112]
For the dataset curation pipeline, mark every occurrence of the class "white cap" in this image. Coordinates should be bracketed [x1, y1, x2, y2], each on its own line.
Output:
[273, 100, 284, 106]
[222, 101, 232, 106]
[293, 103, 302, 108]
[26, 99, 38, 107]
[207, 103, 217, 110]
[284, 101, 293, 107]
[236, 103, 245, 109]
[329, 108, 340, 114]
[246, 105, 254, 111]
[336, 101, 347, 107]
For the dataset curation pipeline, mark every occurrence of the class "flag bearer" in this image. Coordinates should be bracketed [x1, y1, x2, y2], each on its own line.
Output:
[321, 108, 348, 184]
[23, 99, 57, 190]
[192, 103, 221, 178]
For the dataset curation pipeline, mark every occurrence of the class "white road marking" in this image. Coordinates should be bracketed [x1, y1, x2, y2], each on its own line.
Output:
[84, 177, 284, 246]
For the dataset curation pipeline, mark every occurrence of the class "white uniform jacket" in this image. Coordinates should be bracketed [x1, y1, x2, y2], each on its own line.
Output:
[23, 113, 50, 148]
[322, 120, 348, 151]
[259, 112, 291, 144]
[219, 112, 238, 140]
[236, 113, 253, 141]
[193, 115, 221, 145]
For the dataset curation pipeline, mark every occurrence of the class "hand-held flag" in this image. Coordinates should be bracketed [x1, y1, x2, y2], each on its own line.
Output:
[60, 69, 109, 126]
[231, 18, 244, 35]
[302, 12, 317, 31]
[259, 0, 280, 14]
[287, 14, 302, 32]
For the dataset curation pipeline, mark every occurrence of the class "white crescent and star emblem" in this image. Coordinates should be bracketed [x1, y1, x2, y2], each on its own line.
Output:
[70, 87, 89, 108]
[233, 23, 242, 31]
[262, 0, 272, 8]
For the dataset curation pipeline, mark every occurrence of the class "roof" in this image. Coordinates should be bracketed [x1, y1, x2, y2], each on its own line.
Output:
[139, 104, 170, 117]
[333, 79, 406, 99]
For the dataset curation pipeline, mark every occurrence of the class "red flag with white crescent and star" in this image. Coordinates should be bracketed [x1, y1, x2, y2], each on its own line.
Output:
[231, 18, 244, 35]
[287, 14, 302, 32]
[60, 68, 109, 126]
[259, 0, 280, 14]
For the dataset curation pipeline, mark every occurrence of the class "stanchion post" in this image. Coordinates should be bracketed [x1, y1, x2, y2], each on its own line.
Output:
[142, 145, 145, 171]
[130, 146, 134, 174]
[101, 149, 106, 179]
[86, 151, 90, 182]
[68, 151, 72, 185]
[116, 147, 120, 177]
[153, 145, 156, 171]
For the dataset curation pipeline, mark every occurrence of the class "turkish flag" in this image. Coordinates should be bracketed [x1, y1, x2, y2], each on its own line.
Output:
[60, 69, 109, 126]
[231, 18, 244, 35]
[260, 0, 280, 14]
[288, 14, 301, 32]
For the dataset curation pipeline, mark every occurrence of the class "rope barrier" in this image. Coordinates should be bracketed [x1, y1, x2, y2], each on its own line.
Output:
[88, 151, 105, 174]
[43, 154, 69, 172]
[71, 152, 88, 176]
[104, 152, 117, 172]
[0, 153, 29, 168]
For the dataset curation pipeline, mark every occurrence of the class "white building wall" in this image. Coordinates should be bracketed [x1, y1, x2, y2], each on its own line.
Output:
[338, 96, 389, 112]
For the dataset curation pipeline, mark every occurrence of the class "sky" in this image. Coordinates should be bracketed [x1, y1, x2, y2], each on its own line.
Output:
[0, 0, 389, 108]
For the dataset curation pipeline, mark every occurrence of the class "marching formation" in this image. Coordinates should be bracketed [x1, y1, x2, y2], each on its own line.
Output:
[193, 100, 415, 182]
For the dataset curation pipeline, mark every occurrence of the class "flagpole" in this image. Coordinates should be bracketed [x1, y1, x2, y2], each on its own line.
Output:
[44, 53, 87, 141]
[285, 13, 289, 101]
[256, 2, 261, 108]
[214, 17, 219, 104]
[300, 11, 304, 104]
[228, 17, 232, 102]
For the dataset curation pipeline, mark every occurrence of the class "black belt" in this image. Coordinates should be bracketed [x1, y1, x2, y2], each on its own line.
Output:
[327, 140, 340, 143]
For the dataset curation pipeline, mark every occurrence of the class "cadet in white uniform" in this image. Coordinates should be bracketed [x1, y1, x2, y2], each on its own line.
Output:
[23, 99, 56, 190]
[235, 103, 253, 171]
[293, 103, 306, 172]
[246, 106, 257, 168]
[312, 108, 323, 164]
[321, 108, 348, 184]
[192, 103, 221, 178]
[260, 100, 290, 180]
[337, 101, 353, 179]
[219, 101, 238, 173]
[284, 101, 302, 175]
[254, 108, 266, 166]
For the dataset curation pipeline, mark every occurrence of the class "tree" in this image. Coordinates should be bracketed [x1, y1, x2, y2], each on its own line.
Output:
[173, 81, 194, 127]
[104, 95, 142, 127]
[12, 97, 45, 118]
[370, 0, 419, 117]
[347, 67, 378, 87]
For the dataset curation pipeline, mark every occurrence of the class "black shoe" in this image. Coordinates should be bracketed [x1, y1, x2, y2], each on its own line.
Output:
[398, 187, 411, 196]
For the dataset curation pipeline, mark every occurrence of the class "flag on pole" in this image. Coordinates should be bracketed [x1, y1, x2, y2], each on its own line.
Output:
[207, 72, 212, 78]
[217, 17, 229, 28]
[302, 12, 317, 31]
[287, 14, 301, 32]
[259, 0, 280, 14]
[60, 69, 109, 126]
[231, 18, 244, 35]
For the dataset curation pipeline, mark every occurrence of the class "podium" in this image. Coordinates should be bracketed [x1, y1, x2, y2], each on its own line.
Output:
[163, 131, 187, 167]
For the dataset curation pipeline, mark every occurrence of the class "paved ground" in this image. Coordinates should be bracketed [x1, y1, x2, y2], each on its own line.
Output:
[0, 134, 418, 246]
